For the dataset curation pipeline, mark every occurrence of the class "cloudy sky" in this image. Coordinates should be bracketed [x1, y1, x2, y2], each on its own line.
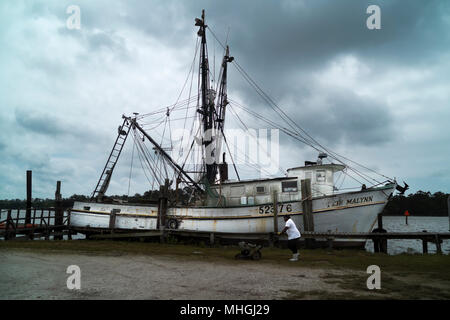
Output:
[1, 0, 449, 199]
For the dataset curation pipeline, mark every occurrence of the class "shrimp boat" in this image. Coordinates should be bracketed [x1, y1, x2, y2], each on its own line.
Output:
[70, 11, 406, 247]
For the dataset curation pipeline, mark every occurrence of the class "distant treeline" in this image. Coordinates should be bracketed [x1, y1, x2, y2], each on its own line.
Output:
[1, 190, 448, 216]
[0, 189, 189, 210]
[383, 191, 449, 216]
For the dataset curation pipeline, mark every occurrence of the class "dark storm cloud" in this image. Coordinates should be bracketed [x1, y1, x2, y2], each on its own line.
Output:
[177, 0, 450, 74]
[14, 107, 100, 140]
[15, 108, 71, 135]
[234, 84, 395, 148]
[1, 0, 449, 197]
[292, 88, 396, 146]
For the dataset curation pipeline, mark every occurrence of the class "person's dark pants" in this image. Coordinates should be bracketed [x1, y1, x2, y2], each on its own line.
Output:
[288, 237, 300, 254]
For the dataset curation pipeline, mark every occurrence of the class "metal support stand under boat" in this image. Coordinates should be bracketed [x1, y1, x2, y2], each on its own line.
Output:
[301, 179, 315, 248]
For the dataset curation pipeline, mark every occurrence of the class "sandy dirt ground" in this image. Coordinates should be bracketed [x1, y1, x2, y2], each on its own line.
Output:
[0, 249, 347, 300]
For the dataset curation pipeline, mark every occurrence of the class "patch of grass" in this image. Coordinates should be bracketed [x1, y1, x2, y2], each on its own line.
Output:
[2, 240, 450, 299]
[280, 289, 377, 300]
[1, 240, 449, 280]
[320, 272, 450, 300]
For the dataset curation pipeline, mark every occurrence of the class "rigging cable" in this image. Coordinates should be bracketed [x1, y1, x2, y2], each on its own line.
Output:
[127, 134, 136, 197]
[207, 26, 393, 186]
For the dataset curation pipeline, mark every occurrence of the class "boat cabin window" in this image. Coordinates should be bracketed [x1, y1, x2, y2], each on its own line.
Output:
[282, 181, 298, 192]
[83, 206, 91, 211]
[316, 170, 326, 183]
[256, 186, 266, 194]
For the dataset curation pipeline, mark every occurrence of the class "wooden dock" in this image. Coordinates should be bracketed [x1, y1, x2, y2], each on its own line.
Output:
[1, 208, 449, 254]
[0, 208, 76, 240]
[71, 225, 450, 255]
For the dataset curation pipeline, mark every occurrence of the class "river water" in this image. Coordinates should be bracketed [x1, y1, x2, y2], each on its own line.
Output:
[365, 216, 450, 255]
[2, 210, 449, 254]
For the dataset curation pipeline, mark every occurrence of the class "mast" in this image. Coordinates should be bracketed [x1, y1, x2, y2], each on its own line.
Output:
[216, 45, 233, 134]
[196, 10, 217, 185]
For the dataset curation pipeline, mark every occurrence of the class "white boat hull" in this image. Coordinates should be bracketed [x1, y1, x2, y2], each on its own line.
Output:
[70, 185, 395, 243]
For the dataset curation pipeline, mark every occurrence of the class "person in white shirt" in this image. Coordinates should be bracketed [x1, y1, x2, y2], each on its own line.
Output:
[279, 215, 301, 261]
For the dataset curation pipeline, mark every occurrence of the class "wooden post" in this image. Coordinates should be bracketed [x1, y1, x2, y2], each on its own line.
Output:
[67, 209, 72, 240]
[28, 208, 37, 240]
[448, 195, 450, 231]
[39, 209, 44, 227]
[158, 179, 169, 243]
[272, 190, 278, 233]
[372, 213, 387, 253]
[327, 238, 334, 250]
[268, 233, 274, 247]
[15, 210, 20, 230]
[109, 209, 118, 232]
[422, 230, 428, 254]
[435, 234, 442, 255]
[301, 179, 314, 231]
[5, 209, 12, 240]
[209, 232, 215, 246]
[327, 230, 333, 251]
[301, 179, 314, 248]
[380, 235, 387, 254]
[422, 239, 428, 254]
[377, 213, 383, 229]
[26, 170, 32, 225]
[54, 181, 63, 240]
[42, 214, 50, 240]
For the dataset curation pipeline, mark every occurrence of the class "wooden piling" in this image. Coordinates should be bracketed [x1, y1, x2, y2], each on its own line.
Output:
[435, 234, 442, 255]
[157, 179, 169, 243]
[5, 209, 13, 240]
[448, 195, 450, 231]
[15, 211, 19, 230]
[39, 209, 44, 227]
[26, 170, 32, 225]
[377, 213, 383, 229]
[422, 239, 428, 254]
[327, 238, 334, 250]
[326, 230, 334, 250]
[28, 208, 37, 240]
[301, 179, 314, 248]
[372, 213, 388, 253]
[54, 181, 63, 240]
[67, 209, 72, 240]
[272, 190, 278, 233]
[109, 209, 118, 232]
[422, 230, 428, 254]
